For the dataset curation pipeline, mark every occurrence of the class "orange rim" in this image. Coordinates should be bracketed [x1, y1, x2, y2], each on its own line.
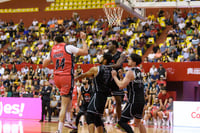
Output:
[103, 2, 121, 8]
[104, 2, 116, 6]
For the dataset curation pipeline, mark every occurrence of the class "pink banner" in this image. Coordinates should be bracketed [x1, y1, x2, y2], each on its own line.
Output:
[0, 97, 41, 119]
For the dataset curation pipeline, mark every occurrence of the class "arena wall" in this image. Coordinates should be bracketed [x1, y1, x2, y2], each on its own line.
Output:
[0, 0, 199, 25]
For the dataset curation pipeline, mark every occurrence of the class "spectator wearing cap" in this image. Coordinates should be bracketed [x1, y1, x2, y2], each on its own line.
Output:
[157, 64, 167, 79]
[157, 75, 167, 87]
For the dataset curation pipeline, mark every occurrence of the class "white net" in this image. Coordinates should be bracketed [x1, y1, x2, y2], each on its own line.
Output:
[103, 5, 123, 26]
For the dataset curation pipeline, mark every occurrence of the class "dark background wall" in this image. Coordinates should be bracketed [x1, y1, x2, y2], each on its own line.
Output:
[167, 81, 183, 101]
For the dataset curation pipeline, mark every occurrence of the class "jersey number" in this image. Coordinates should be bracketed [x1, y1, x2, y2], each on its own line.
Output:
[56, 58, 65, 69]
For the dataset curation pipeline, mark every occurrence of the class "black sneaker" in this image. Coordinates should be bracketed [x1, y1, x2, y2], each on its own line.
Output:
[79, 121, 83, 126]
[39, 120, 43, 122]
[70, 129, 78, 133]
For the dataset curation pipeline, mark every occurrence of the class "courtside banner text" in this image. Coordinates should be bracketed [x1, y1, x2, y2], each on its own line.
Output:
[174, 101, 200, 127]
[0, 97, 41, 119]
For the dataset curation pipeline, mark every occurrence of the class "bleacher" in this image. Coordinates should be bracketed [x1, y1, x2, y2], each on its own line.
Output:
[45, 0, 116, 11]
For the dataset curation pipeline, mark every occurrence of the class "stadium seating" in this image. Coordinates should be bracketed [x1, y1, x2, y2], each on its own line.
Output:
[0, 8, 39, 13]
[45, 0, 115, 11]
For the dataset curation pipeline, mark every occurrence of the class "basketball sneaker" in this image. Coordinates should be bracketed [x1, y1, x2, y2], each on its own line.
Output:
[64, 122, 77, 129]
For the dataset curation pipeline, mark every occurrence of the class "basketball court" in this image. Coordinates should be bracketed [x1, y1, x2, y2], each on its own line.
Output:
[1, 118, 200, 133]
[1, 0, 200, 133]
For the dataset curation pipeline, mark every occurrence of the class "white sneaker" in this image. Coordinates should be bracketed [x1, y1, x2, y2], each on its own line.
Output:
[64, 122, 77, 129]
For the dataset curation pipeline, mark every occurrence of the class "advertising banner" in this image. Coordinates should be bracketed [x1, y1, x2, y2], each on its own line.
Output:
[141, 62, 200, 81]
[3, 62, 200, 81]
[174, 101, 200, 127]
[0, 97, 41, 119]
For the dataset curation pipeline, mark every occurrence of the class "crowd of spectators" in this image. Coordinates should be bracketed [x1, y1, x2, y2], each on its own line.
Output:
[139, 63, 173, 126]
[0, 12, 164, 65]
[147, 9, 200, 62]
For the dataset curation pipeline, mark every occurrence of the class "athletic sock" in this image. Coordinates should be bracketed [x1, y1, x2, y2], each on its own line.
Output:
[67, 112, 71, 122]
[65, 112, 68, 121]
[58, 122, 64, 133]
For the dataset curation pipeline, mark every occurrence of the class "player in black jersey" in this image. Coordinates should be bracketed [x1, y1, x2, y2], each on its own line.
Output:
[70, 78, 93, 133]
[108, 41, 124, 120]
[75, 52, 125, 133]
[112, 53, 146, 133]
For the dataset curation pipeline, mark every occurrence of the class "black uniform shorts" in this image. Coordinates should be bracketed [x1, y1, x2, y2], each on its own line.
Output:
[121, 102, 145, 120]
[87, 92, 108, 116]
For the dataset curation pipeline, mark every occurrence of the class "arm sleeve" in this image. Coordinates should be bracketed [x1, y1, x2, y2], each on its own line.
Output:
[65, 45, 79, 54]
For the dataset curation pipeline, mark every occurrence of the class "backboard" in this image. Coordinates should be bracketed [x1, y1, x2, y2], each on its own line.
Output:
[116, 0, 200, 9]
[115, 0, 146, 20]
[115, 0, 200, 21]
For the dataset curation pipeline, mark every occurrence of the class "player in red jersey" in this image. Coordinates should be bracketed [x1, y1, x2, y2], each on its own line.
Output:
[43, 32, 88, 133]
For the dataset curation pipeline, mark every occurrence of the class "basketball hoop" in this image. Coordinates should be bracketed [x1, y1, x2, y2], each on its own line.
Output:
[103, 3, 123, 26]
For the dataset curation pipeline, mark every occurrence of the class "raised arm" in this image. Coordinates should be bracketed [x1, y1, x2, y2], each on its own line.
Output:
[75, 67, 98, 81]
[108, 54, 126, 69]
[43, 53, 51, 68]
[111, 70, 134, 89]
[76, 32, 88, 56]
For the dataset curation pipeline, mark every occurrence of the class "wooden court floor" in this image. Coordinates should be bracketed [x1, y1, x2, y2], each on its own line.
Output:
[2, 118, 200, 133]
[0, 118, 173, 133]
[41, 122, 173, 133]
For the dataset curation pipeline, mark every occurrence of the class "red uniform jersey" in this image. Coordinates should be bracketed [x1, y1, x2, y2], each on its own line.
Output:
[51, 43, 74, 96]
[51, 43, 74, 76]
